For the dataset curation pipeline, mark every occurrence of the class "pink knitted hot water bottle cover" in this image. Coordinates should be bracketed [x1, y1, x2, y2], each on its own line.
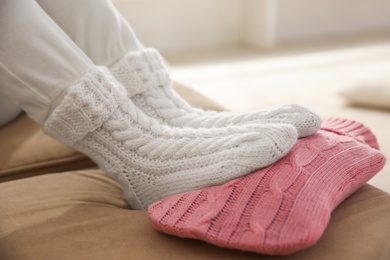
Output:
[148, 118, 386, 255]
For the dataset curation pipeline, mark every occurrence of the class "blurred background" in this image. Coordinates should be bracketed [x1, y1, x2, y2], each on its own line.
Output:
[113, 0, 390, 191]
[113, 0, 390, 53]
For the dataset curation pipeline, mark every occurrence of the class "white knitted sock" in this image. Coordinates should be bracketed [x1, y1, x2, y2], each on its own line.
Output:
[110, 48, 322, 138]
[44, 67, 298, 210]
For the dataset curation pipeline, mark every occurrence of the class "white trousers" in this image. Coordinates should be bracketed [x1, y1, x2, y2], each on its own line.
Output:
[0, 0, 142, 125]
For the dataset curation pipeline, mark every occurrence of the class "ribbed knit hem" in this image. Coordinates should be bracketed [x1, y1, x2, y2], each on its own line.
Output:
[109, 48, 171, 96]
[43, 67, 123, 146]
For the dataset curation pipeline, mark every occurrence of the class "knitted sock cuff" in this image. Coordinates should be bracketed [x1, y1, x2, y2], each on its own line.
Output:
[321, 117, 380, 149]
[44, 67, 123, 146]
[109, 48, 171, 96]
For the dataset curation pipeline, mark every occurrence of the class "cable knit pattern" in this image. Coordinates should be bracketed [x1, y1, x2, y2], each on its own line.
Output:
[44, 67, 298, 210]
[148, 118, 386, 255]
[110, 48, 322, 138]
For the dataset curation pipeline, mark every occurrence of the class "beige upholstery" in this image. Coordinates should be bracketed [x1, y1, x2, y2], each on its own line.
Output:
[0, 115, 95, 182]
[1, 169, 390, 260]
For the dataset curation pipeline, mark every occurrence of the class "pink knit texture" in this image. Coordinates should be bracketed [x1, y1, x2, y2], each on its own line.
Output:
[148, 118, 386, 255]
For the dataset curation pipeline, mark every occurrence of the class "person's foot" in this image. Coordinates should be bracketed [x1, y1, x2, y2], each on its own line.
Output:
[110, 48, 322, 138]
[44, 67, 298, 209]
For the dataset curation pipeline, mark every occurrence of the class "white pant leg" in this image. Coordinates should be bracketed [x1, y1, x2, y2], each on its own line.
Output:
[0, 97, 22, 127]
[0, 0, 94, 124]
[37, 0, 143, 67]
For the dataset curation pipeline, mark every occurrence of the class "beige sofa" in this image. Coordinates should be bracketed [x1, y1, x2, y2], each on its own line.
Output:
[1, 83, 390, 260]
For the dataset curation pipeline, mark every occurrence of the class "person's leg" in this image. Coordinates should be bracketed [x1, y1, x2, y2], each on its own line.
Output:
[36, 0, 322, 138]
[110, 49, 322, 138]
[0, 97, 22, 127]
[0, 0, 298, 210]
[45, 67, 298, 209]
[0, 0, 93, 124]
[36, 0, 142, 67]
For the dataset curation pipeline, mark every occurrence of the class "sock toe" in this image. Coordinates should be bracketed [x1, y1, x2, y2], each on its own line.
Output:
[283, 104, 322, 138]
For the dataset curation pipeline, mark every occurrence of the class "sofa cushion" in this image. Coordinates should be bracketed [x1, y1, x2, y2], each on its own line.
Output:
[339, 82, 390, 110]
[0, 115, 95, 182]
[0, 82, 224, 183]
[0, 169, 389, 259]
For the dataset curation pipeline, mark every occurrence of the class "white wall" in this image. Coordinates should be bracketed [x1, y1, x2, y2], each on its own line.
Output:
[242, 0, 277, 48]
[276, 0, 390, 44]
[113, 0, 243, 53]
[113, 0, 390, 53]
